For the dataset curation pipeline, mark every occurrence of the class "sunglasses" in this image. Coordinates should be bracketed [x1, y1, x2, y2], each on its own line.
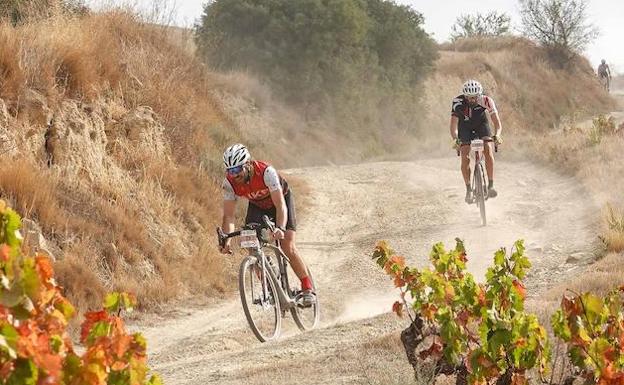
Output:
[227, 165, 244, 175]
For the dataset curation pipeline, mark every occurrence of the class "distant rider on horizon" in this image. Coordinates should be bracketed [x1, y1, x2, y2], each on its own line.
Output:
[449, 79, 503, 204]
[598, 59, 612, 92]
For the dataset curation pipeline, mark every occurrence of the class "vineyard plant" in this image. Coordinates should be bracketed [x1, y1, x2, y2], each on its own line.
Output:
[0, 200, 161, 385]
[374, 238, 624, 385]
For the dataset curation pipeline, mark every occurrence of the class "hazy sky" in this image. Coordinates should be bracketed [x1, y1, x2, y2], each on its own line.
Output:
[90, 0, 624, 73]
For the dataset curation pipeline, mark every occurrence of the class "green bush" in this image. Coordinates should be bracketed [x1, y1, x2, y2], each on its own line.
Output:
[195, 0, 437, 134]
[373, 239, 550, 385]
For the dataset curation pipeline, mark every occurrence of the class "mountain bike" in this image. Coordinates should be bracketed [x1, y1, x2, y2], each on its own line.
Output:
[457, 138, 497, 226]
[217, 216, 320, 342]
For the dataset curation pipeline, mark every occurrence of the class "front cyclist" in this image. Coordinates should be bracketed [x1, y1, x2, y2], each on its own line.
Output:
[219, 144, 315, 307]
[449, 79, 503, 203]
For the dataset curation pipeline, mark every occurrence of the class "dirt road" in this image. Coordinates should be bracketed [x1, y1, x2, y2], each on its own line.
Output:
[132, 158, 600, 385]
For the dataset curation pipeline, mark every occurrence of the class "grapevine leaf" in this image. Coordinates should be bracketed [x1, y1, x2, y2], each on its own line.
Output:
[104, 293, 121, 313]
[148, 374, 164, 385]
[512, 280, 526, 301]
[494, 249, 506, 267]
[7, 359, 37, 385]
[581, 293, 605, 328]
[419, 337, 444, 360]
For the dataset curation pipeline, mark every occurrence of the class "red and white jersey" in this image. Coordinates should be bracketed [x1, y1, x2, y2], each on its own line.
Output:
[222, 160, 289, 209]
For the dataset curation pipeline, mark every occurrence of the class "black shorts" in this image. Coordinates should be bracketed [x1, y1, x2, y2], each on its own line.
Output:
[458, 124, 492, 144]
[245, 191, 297, 231]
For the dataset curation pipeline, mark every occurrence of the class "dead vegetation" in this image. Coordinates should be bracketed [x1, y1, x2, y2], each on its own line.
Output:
[0, 7, 382, 313]
[0, 11, 255, 312]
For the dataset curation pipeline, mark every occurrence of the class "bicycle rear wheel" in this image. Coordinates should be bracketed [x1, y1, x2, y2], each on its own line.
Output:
[290, 266, 320, 331]
[474, 162, 487, 226]
[239, 256, 281, 342]
[276, 252, 320, 331]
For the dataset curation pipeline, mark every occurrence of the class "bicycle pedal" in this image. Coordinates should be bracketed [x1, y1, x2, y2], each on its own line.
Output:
[294, 292, 316, 308]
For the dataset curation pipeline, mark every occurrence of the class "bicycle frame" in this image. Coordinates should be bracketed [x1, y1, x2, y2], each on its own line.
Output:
[250, 243, 299, 313]
[217, 221, 299, 312]
[218, 217, 319, 341]
[457, 138, 497, 226]
[471, 139, 487, 198]
[457, 139, 497, 190]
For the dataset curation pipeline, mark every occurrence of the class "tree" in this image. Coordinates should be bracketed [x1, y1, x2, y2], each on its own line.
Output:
[450, 11, 511, 41]
[519, 0, 598, 66]
[194, 0, 437, 109]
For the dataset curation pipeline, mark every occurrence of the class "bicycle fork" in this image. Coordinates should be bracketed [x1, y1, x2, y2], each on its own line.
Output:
[252, 252, 297, 313]
[473, 152, 488, 199]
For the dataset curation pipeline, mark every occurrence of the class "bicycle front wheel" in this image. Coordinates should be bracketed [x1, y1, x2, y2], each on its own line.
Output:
[239, 256, 281, 342]
[474, 162, 487, 226]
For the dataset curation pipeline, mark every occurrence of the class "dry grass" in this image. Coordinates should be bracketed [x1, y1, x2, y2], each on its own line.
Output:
[54, 241, 107, 311]
[0, 157, 65, 231]
[234, 329, 418, 385]
[0, 11, 246, 312]
[547, 253, 624, 299]
[602, 205, 624, 253]
[440, 36, 534, 53]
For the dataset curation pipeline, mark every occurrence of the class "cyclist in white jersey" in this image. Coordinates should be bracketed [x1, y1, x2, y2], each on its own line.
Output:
[449, 79, 503, 203]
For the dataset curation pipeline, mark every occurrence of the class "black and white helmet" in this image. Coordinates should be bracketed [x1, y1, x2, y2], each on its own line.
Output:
[462, 79, 483, 97]
[223, 143, 251, 168]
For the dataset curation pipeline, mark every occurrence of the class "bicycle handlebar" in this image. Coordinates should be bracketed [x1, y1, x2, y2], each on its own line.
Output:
[456, 139, 499, 156]
[216, 215, 276, 250]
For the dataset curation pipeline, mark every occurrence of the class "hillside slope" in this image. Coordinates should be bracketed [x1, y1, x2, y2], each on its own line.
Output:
[0, 13, 619, 315]
[0, 12, 304, 310]
[0, 11, 428, 311]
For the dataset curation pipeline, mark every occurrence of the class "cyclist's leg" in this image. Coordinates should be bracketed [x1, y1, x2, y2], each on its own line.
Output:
[244, 202, 261, 225]
[477, 124, 494, 178]
[478, 124, 497, 197]
[244, 203, 266, 259]
[458, 126, 473, 203]
[482, 135, 494, 181]
[458, 126, 472, 185]
[279, 192, 310, 287]
[601, 75, 609, 91]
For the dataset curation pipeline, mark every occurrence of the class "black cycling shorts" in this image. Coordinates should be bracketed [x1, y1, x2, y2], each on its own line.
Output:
[458, 124, 492, 144]
[245, 191, 297, 231]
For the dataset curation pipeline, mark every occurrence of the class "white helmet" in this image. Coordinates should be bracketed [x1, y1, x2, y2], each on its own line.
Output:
[223, 143, 251, 168]
[462, 79, 483, 97]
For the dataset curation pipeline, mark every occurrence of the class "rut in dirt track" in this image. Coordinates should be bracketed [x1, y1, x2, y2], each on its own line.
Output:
[132, 158, 599, 385]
